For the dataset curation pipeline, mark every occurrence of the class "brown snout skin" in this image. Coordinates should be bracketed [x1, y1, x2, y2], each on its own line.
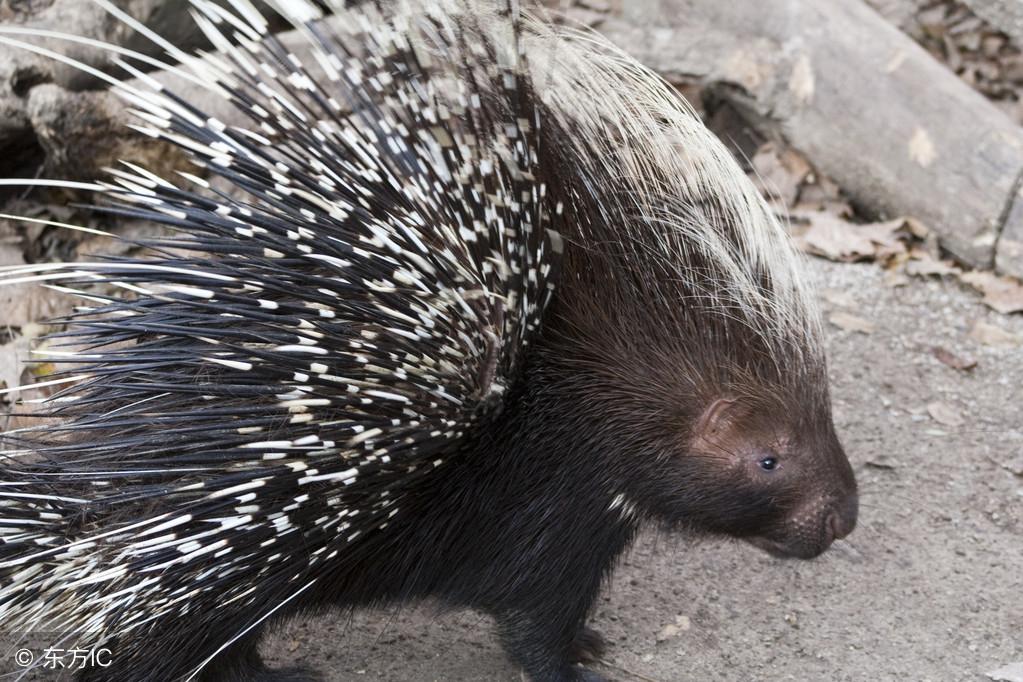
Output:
[828, 492, 859, 541]
[747, 492, 859, 560]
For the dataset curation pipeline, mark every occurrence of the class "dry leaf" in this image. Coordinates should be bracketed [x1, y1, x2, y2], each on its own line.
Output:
[829, 312, 876, 334]
[752, 144, 807, 207]
[1000, 456, 1023, 477]
[969, 321, 1022, 347]
[788, 53, 815, 105]
[0, 242, 69, 327]
[821, 288, 857, 308]
[960, 271, 1023, 315]
[865, 456, 899, 470]
[987, 662, 1023, 682]
[791, 212, 873, 260]
[791, 211, 907, 263]
[909, 127, 937, 167]
[932, 347, 977, 371]
[859, 219, 909, 257]
[884, 270, 911, 288]
[655, 623, 681, 643]
[906, 252, 960, 277]
[794, 172, 846, 212]
[904, 217, 930, 239]
[927, 401, 963, 427]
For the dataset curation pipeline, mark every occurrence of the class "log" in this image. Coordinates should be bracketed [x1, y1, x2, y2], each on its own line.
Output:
[566, 0, 1023, 276]
[0, 0, 282, 187]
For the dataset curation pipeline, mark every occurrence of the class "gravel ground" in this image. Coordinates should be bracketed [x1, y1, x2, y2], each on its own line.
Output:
[254, 258, 1023, 682]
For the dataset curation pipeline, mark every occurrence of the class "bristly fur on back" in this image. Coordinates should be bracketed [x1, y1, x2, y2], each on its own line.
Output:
[0, 0, 827, 679]
[521, 17, 825, 420]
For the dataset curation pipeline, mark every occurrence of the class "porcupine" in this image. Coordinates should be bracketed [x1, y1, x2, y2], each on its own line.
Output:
[0, 0, 858, 680]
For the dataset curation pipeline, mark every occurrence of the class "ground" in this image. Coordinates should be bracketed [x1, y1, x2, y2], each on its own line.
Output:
[254, 258, 1023, 682]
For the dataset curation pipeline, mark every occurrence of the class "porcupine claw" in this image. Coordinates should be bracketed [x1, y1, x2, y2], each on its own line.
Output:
[568, 626, 608, 664]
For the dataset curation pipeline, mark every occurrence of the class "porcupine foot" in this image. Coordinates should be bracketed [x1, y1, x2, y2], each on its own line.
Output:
[532, 664, 610, 682]
[498, 615, 610, 682]
[568, 626, 607, 664]
[196, 638, 324, 682]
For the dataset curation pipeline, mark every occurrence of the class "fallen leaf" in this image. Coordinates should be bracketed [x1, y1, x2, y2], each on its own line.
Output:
[931, 347, 977, 371]
[909, 127, 937, 167]
[1000, 456, 1023, 477]
[904, 217, 930, 239]
[0, 333, 37, 430]
[788, 53, 815, 105]
[927, 401, 964, 427]
[793, 199, 853, 218]
[860, 219, 911, 261]
[821, 288, 857, 308]
[969, 321, 1022, 347]
[791, 211, 907, 263]
[752, 144, 807, 207]
[884, 270, 911, 288]
[829, 312, 876, 334]
[865, 456, 899, 470]
[796, 173, 842, 203]
[960, 271, 1023, 315]
[906, 252, 960, 278]
[655, 623, 680, 643]
[987, 662, 1023, 682]
[885, 49, 908, 73]
[791, 212, 873, 260]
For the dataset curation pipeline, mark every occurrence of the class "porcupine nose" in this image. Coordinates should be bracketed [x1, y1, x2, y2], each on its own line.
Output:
[827, 493, 858, 541]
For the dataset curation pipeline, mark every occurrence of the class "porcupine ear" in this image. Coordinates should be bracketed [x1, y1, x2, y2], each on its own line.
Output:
[687, 397, 741, 458]
[696, 398, 737, 438]
[0, 0, 561, 660]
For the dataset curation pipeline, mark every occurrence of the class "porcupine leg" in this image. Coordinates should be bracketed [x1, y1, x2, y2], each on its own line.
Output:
[567, 626, 608, 664]
[496, 610, 609, 682]
[495, 594, 609, 682]
[196, 635, 323, 682]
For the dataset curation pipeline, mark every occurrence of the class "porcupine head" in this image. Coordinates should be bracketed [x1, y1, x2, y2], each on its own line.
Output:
[526, 27, 859, 559]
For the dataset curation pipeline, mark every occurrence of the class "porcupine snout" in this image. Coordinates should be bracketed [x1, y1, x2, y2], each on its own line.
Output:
[771, 450, 858, 559]
[828, 491, 859, 541]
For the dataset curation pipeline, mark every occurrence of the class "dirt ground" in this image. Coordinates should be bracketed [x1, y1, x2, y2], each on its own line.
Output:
[252, 258, 1023, 682]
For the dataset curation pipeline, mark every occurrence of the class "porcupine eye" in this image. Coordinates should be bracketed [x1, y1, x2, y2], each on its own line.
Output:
[758, 455, 779, 471]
